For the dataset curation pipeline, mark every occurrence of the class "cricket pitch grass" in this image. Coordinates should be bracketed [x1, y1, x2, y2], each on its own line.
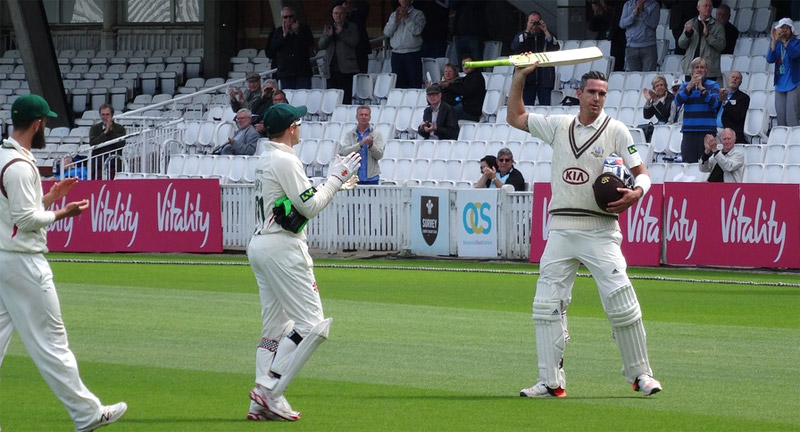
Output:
[1, 254, 798, 431]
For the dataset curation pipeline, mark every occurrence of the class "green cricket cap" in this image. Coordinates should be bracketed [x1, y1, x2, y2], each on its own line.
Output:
[262, 103, 307, 135]
[11, 94, 58, 122]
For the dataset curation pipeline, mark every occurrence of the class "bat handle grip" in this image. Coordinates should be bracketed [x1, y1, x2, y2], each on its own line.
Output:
[463, 59, 509, 69]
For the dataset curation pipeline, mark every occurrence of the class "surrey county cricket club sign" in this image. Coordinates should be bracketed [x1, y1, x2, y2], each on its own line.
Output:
[410, 188, 450, 256]
[44, 179, 223, 253]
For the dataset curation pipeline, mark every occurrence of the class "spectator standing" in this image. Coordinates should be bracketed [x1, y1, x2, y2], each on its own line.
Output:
[511, 11, 560, 105]
[417, 84, 459, 140]
[474, 154, 500, 188]
[416, 0, 450, 58]
[0, 94, 127, 432]
[383, 0, 426, 89]
[442, 56, 486, 122]
[452, 0, 487, 61]
[319, 5, 360, 104]
[766, 18, 800, 127]
[88, 103, 126, 180]
[663, 0, 720, 56]
[678, 0, 725, 82]
[718, 70, 750, 143]
[266, 7, 314, 90]
[475, 147, 526, 191]
[507, 67, 661, 399]
[338, 0, 371, 73]
[338, 105, 385, 185]
[699, 128, 744, 182]
[588, 0, 627, 71]
[674, 57, 721, 163]
[716, 4, 738, 55]
[642, 75, 674, 124]
[213, 108, 260, 156]
[230, 73, 264, 113]
[618, 0, 660, 72]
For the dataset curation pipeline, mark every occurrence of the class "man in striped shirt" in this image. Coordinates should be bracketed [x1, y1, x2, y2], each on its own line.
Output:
[674, 56, 721, 162]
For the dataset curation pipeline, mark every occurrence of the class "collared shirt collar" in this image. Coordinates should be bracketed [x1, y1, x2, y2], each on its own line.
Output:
[267, 139, 297, 155]
[576, 111, 608, 129]
[2, 137, 34, 161]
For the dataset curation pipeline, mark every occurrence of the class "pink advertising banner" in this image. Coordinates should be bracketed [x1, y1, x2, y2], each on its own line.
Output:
[44, 179, 223, 253]
[663, 183, 800, 268]
[529, 183, 663, 266]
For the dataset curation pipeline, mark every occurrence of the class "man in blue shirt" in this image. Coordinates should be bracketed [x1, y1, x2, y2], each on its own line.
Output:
[338, 105, 385, 185]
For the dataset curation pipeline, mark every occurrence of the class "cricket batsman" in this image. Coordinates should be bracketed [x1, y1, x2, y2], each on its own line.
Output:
[246, 103, 361, 421]
[507, 65, 662, 398]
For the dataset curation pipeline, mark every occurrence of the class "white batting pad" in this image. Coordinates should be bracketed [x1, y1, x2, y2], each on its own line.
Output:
[604, 285, 652, 383]
[532, 299, 566, 389]
[263, 318, 331, 397]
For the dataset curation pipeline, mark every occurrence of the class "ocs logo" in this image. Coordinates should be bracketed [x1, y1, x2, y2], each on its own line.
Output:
[462, 202, 492, 234]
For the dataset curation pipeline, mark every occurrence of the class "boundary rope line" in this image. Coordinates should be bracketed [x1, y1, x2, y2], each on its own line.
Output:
[49, 258, 800, 288]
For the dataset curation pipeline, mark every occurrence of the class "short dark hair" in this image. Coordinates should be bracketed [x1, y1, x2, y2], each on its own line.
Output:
[12, 117, 38, 130]
[99, 103, 114, 114]
[579, 70, 607, 90]
[480, 155, 499, 171]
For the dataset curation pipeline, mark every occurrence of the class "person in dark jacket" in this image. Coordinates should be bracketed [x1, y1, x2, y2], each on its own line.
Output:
[266, 6, 314, 89]
[475, 147, 526, 191]
[319, 5, 360, 104]
[442, 56, 486, 122]
[416, 0, 450, 58]
[716, 4, 738, 55]
[511, 11, 559, 105]
[338, 0, 371, 73]
[642, 75, 674, 124]
[417, 84, 459, 140]
[718, 70, 750, 143]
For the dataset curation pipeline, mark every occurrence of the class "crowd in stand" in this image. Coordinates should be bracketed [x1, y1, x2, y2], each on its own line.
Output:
[35, 1, 800, 186]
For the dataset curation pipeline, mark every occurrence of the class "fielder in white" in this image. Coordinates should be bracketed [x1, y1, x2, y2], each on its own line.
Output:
[246, 103, 361, 421]
[0, 94, 126, 431]
[507, 67, 662, 397]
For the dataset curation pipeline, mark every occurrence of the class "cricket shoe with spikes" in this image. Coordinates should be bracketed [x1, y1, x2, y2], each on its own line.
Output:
[520, 382, 567, 398]
[247, 401, 280, 421]
[633, 374, 662, 396]
[75, 402, 127, 432]
[520, 362, 567, 398]
[249, 385, 301, 421]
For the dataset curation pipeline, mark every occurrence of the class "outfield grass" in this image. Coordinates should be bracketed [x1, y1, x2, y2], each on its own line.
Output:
[0, 254, 797, 431]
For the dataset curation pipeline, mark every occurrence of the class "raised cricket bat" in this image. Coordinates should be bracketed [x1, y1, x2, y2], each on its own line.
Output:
[463, 47, 602, 69]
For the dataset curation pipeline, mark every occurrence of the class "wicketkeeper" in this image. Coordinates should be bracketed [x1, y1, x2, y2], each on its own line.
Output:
[246, 103, 361, 421]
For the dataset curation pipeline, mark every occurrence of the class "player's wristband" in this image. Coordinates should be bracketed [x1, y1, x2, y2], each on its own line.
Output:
[634, 174, 651, 197]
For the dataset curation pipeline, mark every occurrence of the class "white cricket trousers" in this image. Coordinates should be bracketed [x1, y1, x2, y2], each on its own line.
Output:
[536, 229, 631, 304]
[0, 251, 102, 428]
[248, 233, 325, 338]
[248, 233, 325, 388]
